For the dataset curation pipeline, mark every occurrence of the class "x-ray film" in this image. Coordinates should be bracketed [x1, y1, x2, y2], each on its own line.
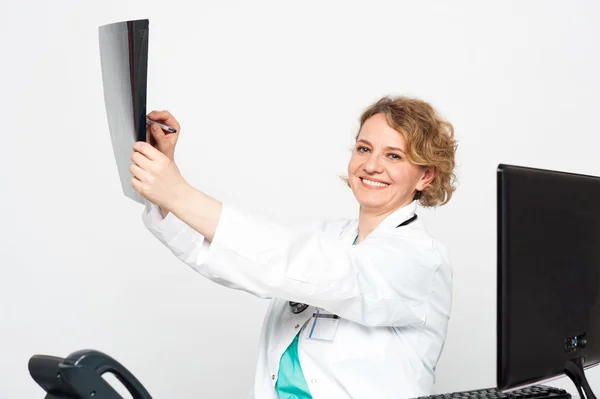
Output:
[98, 19, 149, 204]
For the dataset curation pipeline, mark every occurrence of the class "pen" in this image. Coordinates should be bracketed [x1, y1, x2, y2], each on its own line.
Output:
[146, 117, 177, 134]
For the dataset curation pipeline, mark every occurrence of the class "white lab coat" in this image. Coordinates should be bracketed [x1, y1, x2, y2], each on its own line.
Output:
[142, 199, 453, 399]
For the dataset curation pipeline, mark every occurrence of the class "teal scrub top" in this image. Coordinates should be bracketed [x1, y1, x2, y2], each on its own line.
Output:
[274, 234, 358, 398]
[275, 329, 312, 398]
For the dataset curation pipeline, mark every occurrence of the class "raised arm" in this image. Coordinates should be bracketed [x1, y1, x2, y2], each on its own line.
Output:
[132, 142, 451, 327]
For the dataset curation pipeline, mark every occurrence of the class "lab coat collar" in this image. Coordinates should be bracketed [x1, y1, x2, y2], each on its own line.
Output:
[373, 200, 418, 233]
[348, 200, 418, 239]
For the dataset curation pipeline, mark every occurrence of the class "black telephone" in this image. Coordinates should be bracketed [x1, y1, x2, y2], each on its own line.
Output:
[28, 349, 152, 399]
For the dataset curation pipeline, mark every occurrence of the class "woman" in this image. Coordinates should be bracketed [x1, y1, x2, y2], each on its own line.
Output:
[131, 95, 457, 399]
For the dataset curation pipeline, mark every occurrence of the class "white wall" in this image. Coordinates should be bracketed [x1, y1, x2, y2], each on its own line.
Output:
[2, 0, 600, 397]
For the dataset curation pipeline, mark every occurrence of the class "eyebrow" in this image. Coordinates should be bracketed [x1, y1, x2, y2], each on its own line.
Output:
[357, 139, 405, 153]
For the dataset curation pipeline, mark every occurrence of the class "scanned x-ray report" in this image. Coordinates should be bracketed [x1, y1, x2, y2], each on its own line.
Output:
[99, 19, 149, 204]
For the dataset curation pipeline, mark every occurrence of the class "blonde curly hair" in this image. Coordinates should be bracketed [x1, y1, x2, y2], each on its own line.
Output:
[345, 96, 458, 207]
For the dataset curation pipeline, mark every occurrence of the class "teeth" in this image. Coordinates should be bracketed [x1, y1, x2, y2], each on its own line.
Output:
[362, 178, 389, 187]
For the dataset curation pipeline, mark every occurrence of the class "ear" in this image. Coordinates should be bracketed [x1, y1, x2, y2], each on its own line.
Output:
[416, 166, 436, 192]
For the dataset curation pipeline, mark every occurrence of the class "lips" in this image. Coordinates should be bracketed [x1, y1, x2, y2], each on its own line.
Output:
[360, 178, 390, 188]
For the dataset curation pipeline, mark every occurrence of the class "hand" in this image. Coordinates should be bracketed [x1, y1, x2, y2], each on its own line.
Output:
[146, 110, 181, 161]
[130, 141, 191, 210]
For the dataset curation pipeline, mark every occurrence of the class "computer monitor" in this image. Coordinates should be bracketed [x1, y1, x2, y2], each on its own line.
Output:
[497, 163, 600, 399]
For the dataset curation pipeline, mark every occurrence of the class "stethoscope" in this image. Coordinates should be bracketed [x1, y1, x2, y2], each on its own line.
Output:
[289, 213, 418, 314]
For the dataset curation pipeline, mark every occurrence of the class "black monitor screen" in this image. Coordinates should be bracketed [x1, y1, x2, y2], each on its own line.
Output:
[497, 164, 600, 393]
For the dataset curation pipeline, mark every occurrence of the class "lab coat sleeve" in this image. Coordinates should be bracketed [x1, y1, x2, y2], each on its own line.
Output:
[141, 200, 272, 299]
[160, 201, 446, 327]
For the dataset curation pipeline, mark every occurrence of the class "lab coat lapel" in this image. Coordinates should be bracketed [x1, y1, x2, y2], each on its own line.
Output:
[339, 201, 418, 242]
[366, 200, 418, 238]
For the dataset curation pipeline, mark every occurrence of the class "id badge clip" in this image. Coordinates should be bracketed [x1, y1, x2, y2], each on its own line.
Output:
[305, 308, 340, 341]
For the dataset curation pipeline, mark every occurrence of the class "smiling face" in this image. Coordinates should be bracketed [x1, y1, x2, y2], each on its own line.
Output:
[347, 113, 436, 215]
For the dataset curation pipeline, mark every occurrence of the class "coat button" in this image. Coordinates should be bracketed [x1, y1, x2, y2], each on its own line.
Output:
[272, 374, 275, 380]
[295, 324, 300, 329]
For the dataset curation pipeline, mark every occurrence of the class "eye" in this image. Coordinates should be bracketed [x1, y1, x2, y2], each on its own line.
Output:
[388, 153, 401, 160]
[356, 146, 370, 153]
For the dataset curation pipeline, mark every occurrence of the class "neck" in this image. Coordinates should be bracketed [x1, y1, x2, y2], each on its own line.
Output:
[356, 195, 415, 243]
[357, 209, 392, 243]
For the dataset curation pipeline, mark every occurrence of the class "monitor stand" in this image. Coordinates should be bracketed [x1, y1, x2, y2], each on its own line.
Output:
[564, 357, 597, 399]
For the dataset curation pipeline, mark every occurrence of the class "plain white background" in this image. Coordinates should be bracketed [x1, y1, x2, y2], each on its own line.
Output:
[1, 0, 599, 397]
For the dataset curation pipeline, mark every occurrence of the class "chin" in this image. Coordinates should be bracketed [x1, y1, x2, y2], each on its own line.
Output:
[355, 195, 386, 210]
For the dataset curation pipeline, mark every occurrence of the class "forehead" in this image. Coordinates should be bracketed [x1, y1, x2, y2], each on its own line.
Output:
[358, 113, 405, 148]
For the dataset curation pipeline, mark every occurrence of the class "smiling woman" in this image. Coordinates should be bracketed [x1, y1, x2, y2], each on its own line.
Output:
[344, 96, 458, 243]
[130, 95, 458, 399]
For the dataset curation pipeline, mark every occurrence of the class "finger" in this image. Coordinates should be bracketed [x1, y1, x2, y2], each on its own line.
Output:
[129, 163, 153, 182]
[149, 123, 166, 143]
[131, 149, 153, 169]
[131, 176, 146, 195]
[146, 124, 156, 147]
[146, 110, 181, 133]
[133, 141, 161, 161]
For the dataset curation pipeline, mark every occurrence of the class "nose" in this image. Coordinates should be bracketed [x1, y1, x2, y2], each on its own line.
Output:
[363, 153, 384, 174]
